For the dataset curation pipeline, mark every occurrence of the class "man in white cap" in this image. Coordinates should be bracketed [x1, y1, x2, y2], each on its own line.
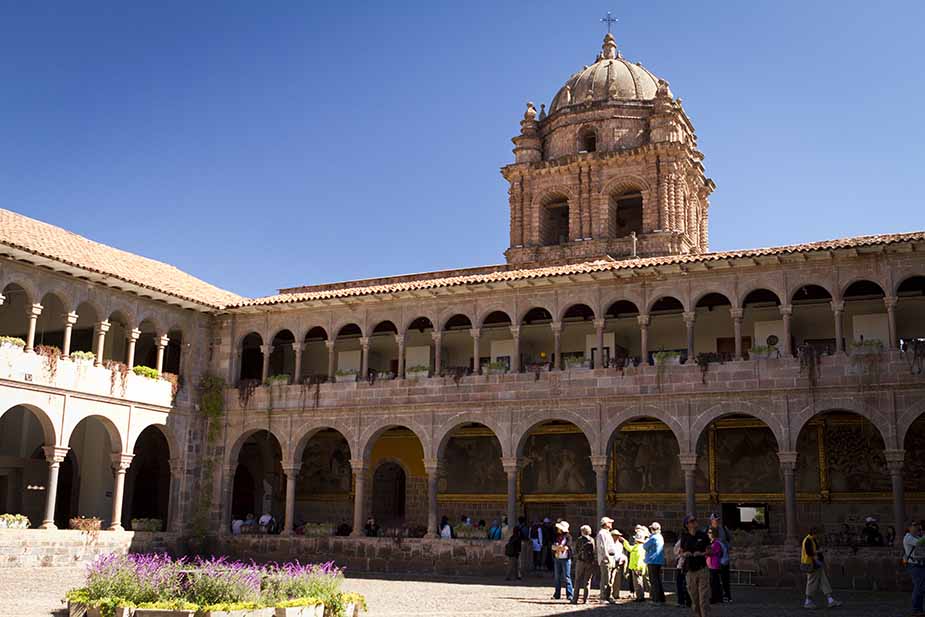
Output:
[596, 516, 618, 603]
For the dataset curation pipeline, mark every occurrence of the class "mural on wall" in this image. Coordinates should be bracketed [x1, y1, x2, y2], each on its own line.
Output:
[296, 432, 352, 496]
[825, 420, 889, 492]
[612, 428, 682, 492]
[441, 435, 505, 494]
[795, 426, 821, 492]
[521, 430, 593, 494]
[904, 417, 925, 493]
[715, 426, 782, 493]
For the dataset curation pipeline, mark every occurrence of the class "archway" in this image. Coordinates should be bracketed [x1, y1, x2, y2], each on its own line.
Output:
[648, 296, 686, 363]
[518, 420, 593, 522]
[71, 302, 99, 356]
[560, 304, 597, 368]
[790, 285, 835, 356]
[35, 293, 67, 351]
[610, 188, 643, 237]
[67, 416, 121, 527]
[333, 324, 362, 381]
[539, 194, 570, 246]
[0, 283, 31, 340]
[742, 289, 782, 358]
[896, 276, 925, 352]
[164, 328, 183, 376]
[230, 430, 284, 529]
[268, 329, 295, 382]
[442, 314, 474, 374]
[369, 321, 398, 378]
[903, 414, 925, 496]
[693, 293, 733, 359]
[404, 317, 435, 376]
[301, 326, 329, 382]
[123, 426, 170, 530]
[479, 311, 513, 373]
[295, 429, 352, 532]
[437, 423, 505, 524]
[372, 462, 406, 526]
[0, 405, 55, 527]
[239, 332, 264, 383]
[519, 308, 554, 370]
[103, 311, 129, 364]
[605, 300, 641, 367]
[134, 319, 159, 370]
[365, 426, 426, 531]
[843, 280, 887, 347]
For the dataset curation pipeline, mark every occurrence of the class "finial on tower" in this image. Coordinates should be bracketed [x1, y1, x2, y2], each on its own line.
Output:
[601, 32, 617, 60]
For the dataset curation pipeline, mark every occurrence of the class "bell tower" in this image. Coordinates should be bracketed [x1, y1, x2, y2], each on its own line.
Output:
[502, 33, 715, 266]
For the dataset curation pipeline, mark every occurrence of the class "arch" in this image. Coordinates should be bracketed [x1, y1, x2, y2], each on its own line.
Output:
[842, 278, 887, 299]
[513, 411, 600, 458]
[228, 428, 285, 524]
[434, 414, 510, 460]
[601, 175, 651, 197]
[789, 281, 834, 303]
[602, 404, 686, 454]
[519, 306, 554, 325]
[371, 320, 398, 335]
[440, 312, 473, 332]
[559, 302, 596, 322]
[268, 329, 296, 379]
[479, 309, 513, 328]
[693, 291, 733, 310]
[34, 291, 69, 350]
[647, 295, 685, 315]
[893, 396, 925, 451]
[334, 322, 363, 339]
[792, 398, 893, 450]
[65, 414, 124, 455]
[303, 325, 329, 341]
[127, 420, 178, 457]
[239, 331, 264, 382]
[0, 403, 56, 450]
[359, 421, 432, 462]
[604, 298, 641, 317]
[516, 418, 596, 495]
[689, 400, 782, 454]
[404, 315, 435, 334]
[537, 190, 571, 246]
[270, 327, 296, 345]
[0, 282, 35, 340]
[577, 125, 597, 153]
[371, 459, 407, 525]
[291, 423, 354, 468]
[135, 314, 165, 339]
[225, 426, 289, 471]
[896, 274, 925, 297]
[740, 286, 783, 308]
[124, 424, 171, 530]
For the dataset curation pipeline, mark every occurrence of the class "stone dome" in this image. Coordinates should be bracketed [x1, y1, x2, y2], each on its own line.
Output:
[548, 33, 661, 115]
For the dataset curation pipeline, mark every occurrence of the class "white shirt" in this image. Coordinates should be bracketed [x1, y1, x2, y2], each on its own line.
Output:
[596, 527, 617, 563]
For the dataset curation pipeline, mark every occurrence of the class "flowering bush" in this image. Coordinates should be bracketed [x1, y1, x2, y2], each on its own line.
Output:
[70, 350, 96, 361]
[0, 513, 30, 528]
[67, 553, 363, 617]
[69, 516, 102, 531]
[0, 336, 25, 347]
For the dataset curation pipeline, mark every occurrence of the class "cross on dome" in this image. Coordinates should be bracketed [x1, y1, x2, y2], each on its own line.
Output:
[600, 11, 617, 33]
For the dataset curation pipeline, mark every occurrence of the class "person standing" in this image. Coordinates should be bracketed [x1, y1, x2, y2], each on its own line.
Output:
[504, 523, 523, 581]
[612, 529, 630, 598]
[706, 528, 723, 604]
[801, 526, 842, 609]
[596, 517, 618, 604]
[709, 513, 732, 602]
[571, 525, 596, 604]
[674, 537, 690, 608]
[530, 520, 544, 571]
[644, 521, 666, 603]
[902, 520, 925, 615]
[680, 514, 711, 617]
[551, 521, 574, 601]
[629, 528, 648, 602]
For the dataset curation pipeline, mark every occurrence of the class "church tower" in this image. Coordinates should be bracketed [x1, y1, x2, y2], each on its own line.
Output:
[502, 33, 715, 265]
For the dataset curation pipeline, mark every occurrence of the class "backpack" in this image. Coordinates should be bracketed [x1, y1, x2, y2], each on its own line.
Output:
[504, 537, 518, 557]
[577, 536, 595, 563]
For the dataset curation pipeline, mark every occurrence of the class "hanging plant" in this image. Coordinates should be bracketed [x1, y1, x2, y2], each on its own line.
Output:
[35, 345, 61, 381]
[694, 352, 722, 384]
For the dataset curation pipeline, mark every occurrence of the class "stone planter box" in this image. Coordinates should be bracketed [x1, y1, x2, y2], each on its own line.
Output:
[849, 345, 882, 357]
[132, 609, 196, 617]
[68, 604, 130, 617]
[654, 355, 682, 366]
[334, 373, 357, 383]
[200, 609, 274, 617]
[749, 349, 776, 360]
[405, 369, 429, 380]
[274, 605, 324, 617]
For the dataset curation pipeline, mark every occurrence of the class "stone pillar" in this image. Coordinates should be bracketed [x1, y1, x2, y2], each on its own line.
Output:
[350, 460, 368, 537]
[167, 457, 183, 532]
[431, 331, 443, 376]
[281, 464, 301, 535]
[778, 450, 799, 544]
[424, 461, 439, 538]
[395, 334, 405, 378]
[594, 318, 606, 368]
[730, 308, 744, 360]
[125, 328, 140, 369]
[93, 320, 110, 365]
[510, 326, 521, 373]
[292, 342, 303, 383]
[680, 453, 697, 517]
[551, 322, 562, 370]
[325, 340, 336, 381]
[470, 328, 481, 374]
[591, 455, 608, 524]
[155, 334, 169, 375]
[502, 457, 519, 534]
[359, 337, 370, 379]
[24, 304, 43, 353]
[109, 454, 134, 531]
[884, 296, 898, 350]
[260, 344, 271, 383]
[683, 311, 696, 360]
[40, 446, 69, 529]
[221, 465, 235, 529]
[885, 449, 906, 545]
[831, 301, 845, 353]
[780, 305, 793, 357]
[638, 314, 651, 365]
[61, 312, 78, 359]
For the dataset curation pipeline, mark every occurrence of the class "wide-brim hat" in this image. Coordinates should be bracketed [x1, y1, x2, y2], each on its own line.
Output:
[600, 516, 614, 526]
[611, 529, 623, 537]
[556, 521, 570, 533]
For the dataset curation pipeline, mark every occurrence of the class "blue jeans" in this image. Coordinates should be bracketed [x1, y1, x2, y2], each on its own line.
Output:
[553, 558, 574, 600]
[911, 564, 925, 613]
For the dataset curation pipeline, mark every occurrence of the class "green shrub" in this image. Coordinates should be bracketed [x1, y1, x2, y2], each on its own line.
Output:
[132, 365, 159, 380]
[265, 374, 291, 385]
[0, 336, 25, 347]
[70, 350, 96, 361]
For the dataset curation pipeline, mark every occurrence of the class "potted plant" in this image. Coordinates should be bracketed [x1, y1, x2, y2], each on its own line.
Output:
[563, 356, 589, 370]
[0, 336, 25, 351]
[849, 338, 883, 356]
[749, 345, 778, 360]
[265, 374, 291, 386]
[133, 365, 160, 380]
[404, 365, 430, 380]
[0, 513, 30, 529]
[69, 516, 102, 531]
[334, 369, 357, 383]
[485, 360, 508, 375]
[653, 350, 682, 366]
[70, 350, 96, 365]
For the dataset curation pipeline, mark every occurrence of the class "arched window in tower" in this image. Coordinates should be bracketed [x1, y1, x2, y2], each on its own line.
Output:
[578, 127, 597, 153]
[611, 190, 643, 237]
[540, 196, 570, 246]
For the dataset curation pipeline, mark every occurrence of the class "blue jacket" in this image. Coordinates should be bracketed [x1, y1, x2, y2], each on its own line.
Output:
[643, 532, 665, 565]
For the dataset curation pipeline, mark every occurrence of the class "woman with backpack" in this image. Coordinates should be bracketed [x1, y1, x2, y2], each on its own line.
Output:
[551, 521, 574, 601]
[571, 525, 596, 604]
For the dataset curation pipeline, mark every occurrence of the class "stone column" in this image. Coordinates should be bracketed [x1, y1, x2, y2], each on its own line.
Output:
[325, 340, 336, 381]
[680, 453, 697, 517]
[729, 308, 744, 360]
[0, 293, 4, 306]
[551, 322, 562, 370]
[350, 460, 368, 537]
[780, 305, 793, 356]
[778, 450, 799, 544]
[884, 296, 898, 350]
[61, 312, 78, 359]
[155, 334, 169, 375]
[221, 465, 235, 529]
[594, 318, 606, 368]
[470, 328, 481, 374]
[431, 331, 443, 376]
[260, 344, 271, 383]
[40, 446, 69, 529]
[502, 457, 519, 534]
[167, 457, 183, 532]
[93, 320, 110, 365]
[683, 311, 696, 360]
[125, 328, 140, 369]
[292, 342, 303, 383]
[885, 449, 906, 545]
[24, 303, 43, 353]
[359, 337, 370, 379]
[638, 314, 651, 365]
[591, 455, 608, 524]
[510, 326, 521, 373]
[424, 460, 440, 538]
[395, 334, 405, 378]
[109, 454, 134, 531]
[281, 464, 301, 535]
[831, 301, 845, 353]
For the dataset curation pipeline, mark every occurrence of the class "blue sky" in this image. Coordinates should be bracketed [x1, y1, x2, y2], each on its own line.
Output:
[2, 1, 923, 298]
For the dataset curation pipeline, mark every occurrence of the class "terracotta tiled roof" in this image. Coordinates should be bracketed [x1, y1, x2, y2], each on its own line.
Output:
[231, 230, 925, 308]
[0, 208, 243, 308]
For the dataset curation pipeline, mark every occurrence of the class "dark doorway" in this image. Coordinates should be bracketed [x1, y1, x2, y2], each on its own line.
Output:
[232, 465, 257, 519]
[54, 451, 77, 529]
[124, 427, 170, 530]
[372, 462, 406, 526]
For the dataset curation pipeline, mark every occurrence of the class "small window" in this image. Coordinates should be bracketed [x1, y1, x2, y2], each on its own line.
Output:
[541, 200, 570, 246]
[578, 128, 597, 153]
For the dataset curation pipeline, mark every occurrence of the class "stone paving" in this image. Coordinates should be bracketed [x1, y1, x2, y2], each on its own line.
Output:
[0, 566, 913, 617]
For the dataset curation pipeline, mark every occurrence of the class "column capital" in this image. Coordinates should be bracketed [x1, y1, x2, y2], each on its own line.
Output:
[27, 303, 43, 318]
[324, 339, 336, 350]
[678, 453, 697, 471]
[422, 460, 440, 476]
[111, 453, 134, 471]
[431, 330, 442, 343]
[42, 445, 69, 464]
[637, 314, 651, 327]
[777, 450, 798, 470]
[97, 319, 111, 333]
[589, 454, 609, 473]
[350, 459, 368, 473]
[884, 449, 905, 471]
[394, 333, 405, 346]
[282, 463, 302, 477]
[728, 307, 744, 320]
[128, 327, 141, 341]
[500, 456, 521, 474]
[550, 321, 562, 335]
[593, 318, 606, 330]
[359, 336, 369, 349]
[683, 311, 697, 325]
[830, 300, 845, 313]
[469, 327, 481, 339]
[509, 325, 520, 338]
[884, 295, 898, 310]
[65, 311, 79, 326]
[260, 343, 271, 355]
[156, 334, 169, 348]
[779, 305, 793, 317]
[291, 341, 303, 353]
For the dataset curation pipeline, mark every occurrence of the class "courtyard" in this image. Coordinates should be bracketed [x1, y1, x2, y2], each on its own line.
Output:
[0, 565, 911, 617]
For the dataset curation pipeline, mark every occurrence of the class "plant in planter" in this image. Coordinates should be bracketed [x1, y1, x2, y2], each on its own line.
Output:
[133, 365, 160, 380]
[749, 344, 778, 360]
[69, 516, 102, 531]
[653, 350, 682, 366]
[404, 365, 429, 379]
[0, 335, 25, 349]
[70, 350, 96, 363]
[266, 374, 291, 386]
[0, 513, 30, 529]
[694, 352, 722, 383]
[334, 369, 357, 383]
[485, 360, 508, 375]
[848, 338, 884, 356]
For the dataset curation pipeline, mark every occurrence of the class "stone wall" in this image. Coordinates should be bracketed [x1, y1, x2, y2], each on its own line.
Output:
[0, 529, 180, 568]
